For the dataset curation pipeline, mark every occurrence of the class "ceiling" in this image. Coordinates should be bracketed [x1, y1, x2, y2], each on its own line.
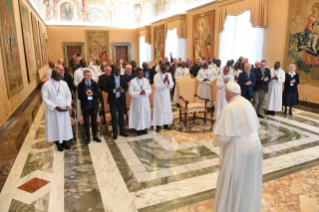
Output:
[29, 0, 215, 27]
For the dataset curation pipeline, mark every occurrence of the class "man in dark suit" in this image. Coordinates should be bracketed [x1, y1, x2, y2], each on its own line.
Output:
[168, 59, 178, 96]
[142, 62, 155, 84]
[130, 60, 138, 75]
[190, 58, 201, 77]
[106, 65, 128, 139]
[57, 65, 74, 95]
[237, 63, 256, 101]
[125, 65, 136, 86]
[78, 70, 101, 144]
[177, 58, 182, 67]
[152, 61, 158, 73]
[98, 66, 112, 92]
[252, 60, 272, 118]
[58, 58, 69, 74]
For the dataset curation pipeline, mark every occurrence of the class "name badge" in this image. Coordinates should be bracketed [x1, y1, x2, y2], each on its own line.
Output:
[56, 96, 61, 100]
[88, 96, 93, 100]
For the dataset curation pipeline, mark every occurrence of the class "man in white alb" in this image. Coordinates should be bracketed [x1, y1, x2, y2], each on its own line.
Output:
[42, 69, 73, 152]
[232, 62, 242, 82]
[46, 61, 55, 80]
[128, 68, 152, 135]
[264, 61, 285, 116]
[153, 64, 174, 132]
[212, 59, 222, 79]
[196, 62, 214, 107]
[173, 61, 190, 104]
[89, 57, 103, 77]
[212, 82, 262, 212]
[214, 66, 234, 120]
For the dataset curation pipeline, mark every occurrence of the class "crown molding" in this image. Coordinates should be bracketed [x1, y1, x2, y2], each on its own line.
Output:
[137, 25, 151, 32]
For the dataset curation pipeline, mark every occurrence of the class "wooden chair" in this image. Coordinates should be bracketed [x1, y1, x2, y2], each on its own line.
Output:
[149, 84, 155, 117]
[125, 92, 132, 120]
[210, 80, 218, 117]
[177, 76, 209, 127]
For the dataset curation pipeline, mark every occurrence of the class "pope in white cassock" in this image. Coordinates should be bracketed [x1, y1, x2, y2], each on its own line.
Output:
[264, 61, 285, 116]
[196, 62, 214, 107]
[153, 64, 174, 132]
[214, 66, 234, 120]
[74, 59, 96, 121]
[212, 82, 262, 212]
[128, 69, 152, 135]
[42, 69, 73, 152]
[173, 62, 190, 103]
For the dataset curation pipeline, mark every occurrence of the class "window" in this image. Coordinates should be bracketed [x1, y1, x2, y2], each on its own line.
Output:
[165, 28, 186, 61]
[139, 35, 151, 67]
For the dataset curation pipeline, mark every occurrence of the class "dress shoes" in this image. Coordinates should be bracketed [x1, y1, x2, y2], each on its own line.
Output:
[143, 129, 148, 134]
[156, 126, 161, 132]
[120, 132, 128, 137]
[265, 110, 271, 115]
[164, 125, 171, 130]
[113, 134, 118, 140]
[62, 141, 71, 150]
[257, 114, 264, 119]
[137, 131, 143, 136]
[271, 111, 276, 116]
[93, 137, 101, 143]
[283, 110, 287, 115]
[289, 111, 293, 116]
[85, 138, 90, 145]
[55, 142, 64, 152]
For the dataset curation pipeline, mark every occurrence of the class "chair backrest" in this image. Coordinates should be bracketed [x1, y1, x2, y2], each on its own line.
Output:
[149, 84, 155, 107]
[210, 80, 217, 101]
[195, 80, 200, 94]
[125, 92, 132, 110]
[102, 91, 110, 113]
[176, 76, 196, 105]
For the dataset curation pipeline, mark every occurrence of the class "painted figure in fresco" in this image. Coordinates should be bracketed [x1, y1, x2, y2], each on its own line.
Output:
[61, 3, 73, 21]
[155, 30, 163, 59]
[194, 19, 211, 59]
[295, 3, 319, 66]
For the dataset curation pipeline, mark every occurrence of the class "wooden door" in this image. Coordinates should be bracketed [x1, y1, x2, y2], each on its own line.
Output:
[115, 46, 128, 64]
[67, 46, 82, 74]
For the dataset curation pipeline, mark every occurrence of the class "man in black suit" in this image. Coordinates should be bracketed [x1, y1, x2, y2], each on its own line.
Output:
[106, 65, 128, 139]
[152, 61, 158, 73]
[78, 70, 101, 144]
[237, 63, 256, 101]
[142, 62, 155, 84]
[190, 58, 201, 77]
[98, 66, 112, 92]
[130, 60, 138, 75]
[70, 53, 82, 73]
[177, 58, 182, 67]
[253, 60, 272, 118]
[57, 65, 74, 95]
[125, 65, 136, 86]
[57, 58, 69, 74]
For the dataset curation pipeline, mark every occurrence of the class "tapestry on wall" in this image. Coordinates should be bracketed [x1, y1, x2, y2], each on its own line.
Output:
[192, 10, 215, 60]
[38, 21, 47, 66]
[85, 30, 109, 62]
[19, 0, 36, 82]
[31, 12, 42, 69]
[285, 0, 319, 86]
[154, 25, 165, 62]
[0, 0, 24, 98]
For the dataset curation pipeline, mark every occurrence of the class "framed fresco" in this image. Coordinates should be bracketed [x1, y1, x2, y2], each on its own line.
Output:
[31, 12, 42, 69]
[85, 30, 109, 62]
[192, 10, 215, 60]
[284, 0, 319, 86]
[38, 21, 47, 66]
[154, 25, 165, 62]
[19, 0, 36, 82]
[0, 0, 24, 98]
[60, 2, 75, 22]
[85, 4, 106, 23]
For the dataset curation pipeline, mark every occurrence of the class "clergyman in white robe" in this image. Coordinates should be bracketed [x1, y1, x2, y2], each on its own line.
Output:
[214, 73, 234, 120]
[212, 66, 222, 79]
[46, 68, 53, 80]
[196, 66, 214, 107]
[128, 77, 152, 131]
[213, 82, 262, 212]
[74, 67, 96, 120]
[89, 61, 103, 77]
[41, 79, 73, 144]
[173, 66, 190, 103]
[153, 71, 174, 127]
[264, 66, 285, 112]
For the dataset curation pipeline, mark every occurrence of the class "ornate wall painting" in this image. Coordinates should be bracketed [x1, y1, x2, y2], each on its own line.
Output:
[19, 0, 37, 82]
[60, 2, 74, 21]
[192, 10, 215, 60]
[134, 4, 142, 25]
[31, 13, 42, 69]
[154, 25, 165, 61]
[285, 0, 319, 86]
[38, 21, 47, 66]
[85, 30, 109, 62]
[85, 4, 105, 23]
[0, 0, 24, 98]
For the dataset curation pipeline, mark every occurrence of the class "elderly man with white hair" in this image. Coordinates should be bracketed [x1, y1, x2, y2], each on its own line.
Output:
[237, 63, 256, 101]
[282, 64, 299, 115]
[212, 82, 262, 212]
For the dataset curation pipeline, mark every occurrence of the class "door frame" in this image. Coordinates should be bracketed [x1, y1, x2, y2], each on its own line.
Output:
[62, 42, 86, 68]
[111, 42, 132, 63]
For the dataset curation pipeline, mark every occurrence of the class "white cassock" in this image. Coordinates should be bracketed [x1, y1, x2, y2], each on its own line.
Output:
[73, 67, 96, 120]
[214, 74, 234, 120]
[128, 77, 152, 130]
[155, 65, 160, 73]
[231, 69, 242, 82]
[264, 68, 285, 111]
[46, 68, 53, 80]
[196, 69, 214, 106]
[89, 62, 103, 77]
[223, 66, 234, 76]
[208, 64, 216, 70]
[212, 66, 222, 79]
[173, 67, 190, 103]
[41, 79, 73, 143]
[213, 95, 262, 212]
[153, 72, 174, 126]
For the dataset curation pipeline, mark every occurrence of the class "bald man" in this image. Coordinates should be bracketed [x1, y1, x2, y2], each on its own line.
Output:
[57, 58, 69, 74]
[57, 65, 73, 93]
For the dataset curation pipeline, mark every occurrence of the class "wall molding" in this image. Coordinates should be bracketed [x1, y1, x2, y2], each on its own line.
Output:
[111, 42, 132, 62]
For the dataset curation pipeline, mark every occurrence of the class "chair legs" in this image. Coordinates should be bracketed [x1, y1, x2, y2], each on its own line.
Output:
[185, 112, 188, 127]
[72, 124, 77, 141]
[193, 112, 196, 120]
[204, 110, 207, 123]
[179, 110, 182, 123]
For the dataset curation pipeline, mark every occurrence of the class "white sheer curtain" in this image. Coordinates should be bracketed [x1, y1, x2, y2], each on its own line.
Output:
[218, 10, 265, 66]
[165, 28, 186, 61]
[139, 35, 151, 67]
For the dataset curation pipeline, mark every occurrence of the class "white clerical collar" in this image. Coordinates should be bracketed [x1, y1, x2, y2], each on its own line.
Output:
[81, 67, 87, 71]
[289, 72, 296, 77]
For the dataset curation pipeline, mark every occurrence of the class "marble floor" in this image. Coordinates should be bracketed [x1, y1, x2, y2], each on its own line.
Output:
[1, 100, 319, 212]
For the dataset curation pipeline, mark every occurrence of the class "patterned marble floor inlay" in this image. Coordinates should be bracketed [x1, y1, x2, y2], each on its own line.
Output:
[9, 193, 49, 212]
[17, 178, 50, 193]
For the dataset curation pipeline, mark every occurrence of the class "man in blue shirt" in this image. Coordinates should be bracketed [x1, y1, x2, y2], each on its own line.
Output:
[237, 63, 256, 101]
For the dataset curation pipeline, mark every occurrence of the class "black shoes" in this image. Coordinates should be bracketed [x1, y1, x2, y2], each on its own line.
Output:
[164, 125, 171, 130]
[55, 142, 64, 152]
[265, 111, 271, 115]
[120, 132, 128, 137]
[283, 110, 287, 115]
[156, 126, 161, 132]
[62, 141, 71, 150]
[143, 129, 148, 134]
[271, 111, 275, 116]
[93, 137, 101, 143]
[257, 114, 264, 119]
[289, 111, 293, 116]
[137, 131, 143, 136]
[85, 138, 90, 145]
[113, 134, 118, 140]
